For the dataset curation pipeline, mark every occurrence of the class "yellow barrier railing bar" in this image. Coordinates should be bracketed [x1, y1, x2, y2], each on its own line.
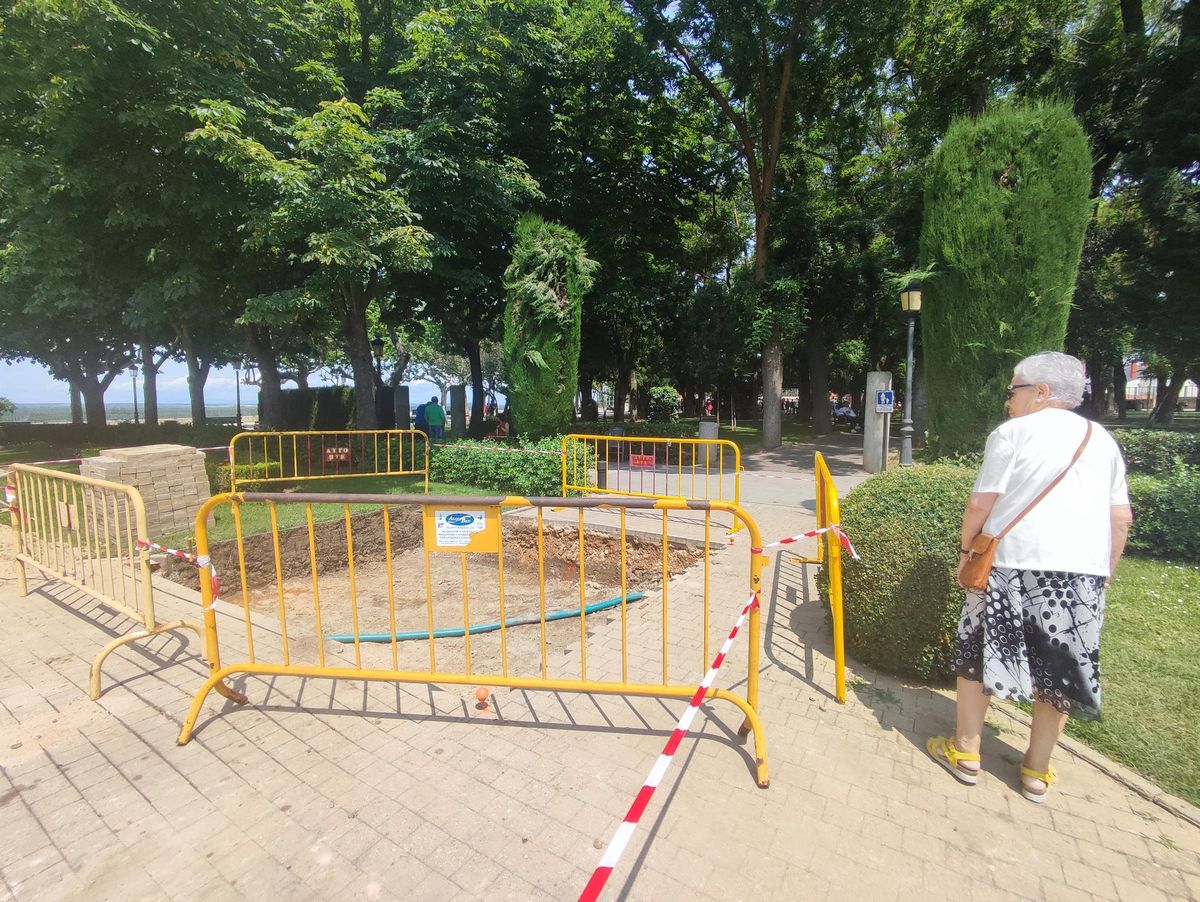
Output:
[814, 452, 847, 704]
[6, 464, 204, 700]
[228, 429, 430, 492]
[178, 491, 769, 786]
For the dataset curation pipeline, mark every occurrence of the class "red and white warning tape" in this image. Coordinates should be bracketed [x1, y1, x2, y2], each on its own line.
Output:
[578, 590, 760, 902]
[135, 539, 220, 606]
[753, 525, 860, 560]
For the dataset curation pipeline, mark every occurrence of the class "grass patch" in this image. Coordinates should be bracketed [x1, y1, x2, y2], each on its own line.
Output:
[159, 474, 484, 546]
[1060, 555, 1200, 807]
[0, 441, 73, 466]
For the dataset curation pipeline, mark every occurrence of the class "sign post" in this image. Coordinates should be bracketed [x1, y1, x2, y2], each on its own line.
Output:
[863, 372, 893, 473]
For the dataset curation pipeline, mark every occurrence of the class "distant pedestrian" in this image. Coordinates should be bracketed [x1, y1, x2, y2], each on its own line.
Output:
[424, 396, 446, 440]
[414, 402, 428, 434]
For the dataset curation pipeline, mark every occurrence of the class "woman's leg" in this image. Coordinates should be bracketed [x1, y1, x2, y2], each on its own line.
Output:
[1024, 701, 1068, 783]
[954, 676, 991, 770]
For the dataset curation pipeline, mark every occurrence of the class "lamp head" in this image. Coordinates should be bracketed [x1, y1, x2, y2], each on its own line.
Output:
[899, 279, 923, 315]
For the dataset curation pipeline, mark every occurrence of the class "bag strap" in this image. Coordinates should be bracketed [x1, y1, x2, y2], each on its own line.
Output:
[996, 420, 1092, 541]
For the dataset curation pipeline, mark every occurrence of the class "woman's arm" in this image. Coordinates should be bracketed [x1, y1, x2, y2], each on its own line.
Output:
[1108, 503, 1134, 577]
[957, 491, 1000, 588]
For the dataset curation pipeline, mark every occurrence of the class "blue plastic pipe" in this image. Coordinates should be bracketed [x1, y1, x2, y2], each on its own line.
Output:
[328, 591, 646, 643]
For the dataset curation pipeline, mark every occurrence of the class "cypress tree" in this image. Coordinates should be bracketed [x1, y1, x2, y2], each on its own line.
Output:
[920, 102, 1092, 456]
[502, 214, 597, 439]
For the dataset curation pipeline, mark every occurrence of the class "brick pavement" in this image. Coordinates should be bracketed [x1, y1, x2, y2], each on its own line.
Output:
[2, 437, 1199, 901]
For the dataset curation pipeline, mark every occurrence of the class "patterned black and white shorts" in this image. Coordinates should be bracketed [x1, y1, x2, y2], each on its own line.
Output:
[953, 568, 1106, 718]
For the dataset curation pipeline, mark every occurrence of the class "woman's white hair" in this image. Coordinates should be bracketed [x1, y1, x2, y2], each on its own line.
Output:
[1014, 351, 1086, 408]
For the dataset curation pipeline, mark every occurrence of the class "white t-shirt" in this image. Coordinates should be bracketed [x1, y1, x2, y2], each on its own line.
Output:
[973, 408, 1129, 576]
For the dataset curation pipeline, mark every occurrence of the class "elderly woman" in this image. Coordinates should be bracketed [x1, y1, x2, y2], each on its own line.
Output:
[927, 352, 1134, 803]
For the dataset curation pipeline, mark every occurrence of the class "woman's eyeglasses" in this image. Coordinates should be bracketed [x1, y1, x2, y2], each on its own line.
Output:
[1006, 383, 1034, 399]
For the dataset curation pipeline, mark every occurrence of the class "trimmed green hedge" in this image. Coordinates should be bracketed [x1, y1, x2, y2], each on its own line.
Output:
[430, 438, 570, 497]
[569, 421, 700, 439]
[1112, 429, 1200, 473]
[1128, 464, 1200, 559]
[920, 102, 1092, 457]
[838, 465, 976, 681]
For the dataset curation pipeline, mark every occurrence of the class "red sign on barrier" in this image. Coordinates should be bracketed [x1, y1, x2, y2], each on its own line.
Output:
[323, 446, 352, 464]
[629, 453, 655, 469]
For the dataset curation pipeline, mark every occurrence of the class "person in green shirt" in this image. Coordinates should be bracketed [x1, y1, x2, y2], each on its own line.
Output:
[424, 396, 446, 440]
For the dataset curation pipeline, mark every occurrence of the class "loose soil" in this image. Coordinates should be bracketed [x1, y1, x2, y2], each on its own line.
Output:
[160, 509, 707, 680]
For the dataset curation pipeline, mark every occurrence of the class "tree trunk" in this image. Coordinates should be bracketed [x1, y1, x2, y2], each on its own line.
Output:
[187, 357, 210, 426]
[752, 208, 786, 450]
[69, 381, 83, 424]
[806, 320, 832, 435]
[761, 332, 783, 448]
[1113, 362, 1128, 419]
[248, 326, 284, 430]
[463, 337, 486, 438]
[578, 375, 594, 421]
[613, 369, 630, 423]
[80, 378, 107, 427]
[1085, 355, 1112, 420]
[1148, 370, 1185, 426]
[178, 326, 211, 426]
[340, 288, 378, 429]
[140, 343, 159, 427]
[797, 362, 811, 426]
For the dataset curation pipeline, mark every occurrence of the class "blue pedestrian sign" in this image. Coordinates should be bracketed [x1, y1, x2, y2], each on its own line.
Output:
[875, 390, 895, 414]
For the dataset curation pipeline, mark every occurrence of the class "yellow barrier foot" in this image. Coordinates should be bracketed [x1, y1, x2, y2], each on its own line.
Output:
[214, 680, 249, 706]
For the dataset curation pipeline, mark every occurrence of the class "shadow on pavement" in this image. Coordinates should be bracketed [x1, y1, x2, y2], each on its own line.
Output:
[760, 552, 1029, 791]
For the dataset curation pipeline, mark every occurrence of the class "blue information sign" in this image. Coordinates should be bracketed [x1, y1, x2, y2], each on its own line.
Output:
[875, 390, 895, 414]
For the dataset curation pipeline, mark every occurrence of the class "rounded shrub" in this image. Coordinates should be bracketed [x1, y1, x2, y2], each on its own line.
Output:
[646, 386, 681, 423]
[838, 464, 975, 681]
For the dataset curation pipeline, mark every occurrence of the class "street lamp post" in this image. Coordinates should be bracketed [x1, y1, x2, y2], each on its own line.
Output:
[130, 364, 140, 426]
[899, 279, 922, 467]
[234, 359, 243, 431]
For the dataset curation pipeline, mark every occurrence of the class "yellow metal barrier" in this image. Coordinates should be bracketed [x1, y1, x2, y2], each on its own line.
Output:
[228, 429, 429, 492]
[178, 491, 769, 786]
[562, 434, 741, 503]
[815, 453, 846, 703]
[5, 464, 203, 699]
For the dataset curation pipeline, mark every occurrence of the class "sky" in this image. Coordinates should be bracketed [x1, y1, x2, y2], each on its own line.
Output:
[0, 357, 448, 408]
[0, 357, 258, 406]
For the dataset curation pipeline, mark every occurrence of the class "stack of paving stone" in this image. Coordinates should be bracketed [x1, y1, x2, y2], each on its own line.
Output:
[81, 444, 212, 536]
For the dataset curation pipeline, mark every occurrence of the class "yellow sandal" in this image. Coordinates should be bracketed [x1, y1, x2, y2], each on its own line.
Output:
[1019, 764, 1057, 803]
[926, 736, 981, 785]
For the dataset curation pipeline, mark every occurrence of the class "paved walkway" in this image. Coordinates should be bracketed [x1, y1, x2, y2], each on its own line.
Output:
[2, 436, 1198, 901]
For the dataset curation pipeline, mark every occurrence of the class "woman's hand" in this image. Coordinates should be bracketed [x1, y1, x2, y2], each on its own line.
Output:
[956, 553, 970, 590]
